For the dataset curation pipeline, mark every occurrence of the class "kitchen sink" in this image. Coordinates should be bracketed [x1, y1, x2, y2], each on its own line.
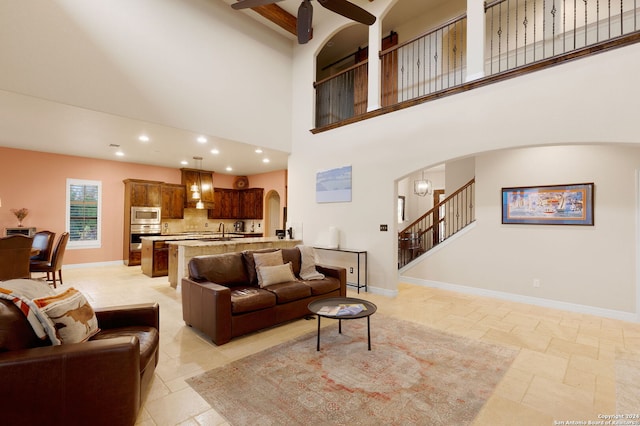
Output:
[199, 237, 234, 242]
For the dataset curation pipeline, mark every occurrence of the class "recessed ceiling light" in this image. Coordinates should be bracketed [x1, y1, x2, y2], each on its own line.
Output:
[197, 136, 207, 144]
[255, 148, 263, 154]
[225, 166, 233, 172]
[138, 135, 149, 142]
[116, 151, 125, 157]
[262, 158, 270, 163]
[180, 160, 188, 165]
[210, 149, 219, 155]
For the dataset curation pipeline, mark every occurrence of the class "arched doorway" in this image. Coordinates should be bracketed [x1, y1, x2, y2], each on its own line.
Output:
[264, 190, 281, 237]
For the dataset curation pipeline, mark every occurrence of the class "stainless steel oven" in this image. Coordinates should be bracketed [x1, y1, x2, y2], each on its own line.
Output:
[130, 224, 162, 252]
[131, 207, 161, 225]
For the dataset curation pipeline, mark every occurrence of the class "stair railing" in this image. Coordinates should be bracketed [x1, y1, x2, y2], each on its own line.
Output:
[398, 178, 475, 268]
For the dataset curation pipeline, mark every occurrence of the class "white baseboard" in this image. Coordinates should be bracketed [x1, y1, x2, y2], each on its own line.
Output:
[400, 276, 639, 323]
[362, 286, 398, 297]
[63, 260, 125, 269]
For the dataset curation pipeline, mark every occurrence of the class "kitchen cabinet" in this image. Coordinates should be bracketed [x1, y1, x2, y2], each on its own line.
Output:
[208, 187, 264, 219]
[181, 168, 214, 209]
[123, 179, 163, 266]
[161, 184, 185, 219]
[209, 188, 239, 219]
[127, 180, 161, 207]
[240, 188, 264, 219]
[141, 239, 170, 277]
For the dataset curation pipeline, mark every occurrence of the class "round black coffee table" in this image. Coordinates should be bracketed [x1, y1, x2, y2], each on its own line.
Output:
[308, 297, 377, 351]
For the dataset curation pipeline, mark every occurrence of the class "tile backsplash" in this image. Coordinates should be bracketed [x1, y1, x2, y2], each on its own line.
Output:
[161, 208, 262, 234]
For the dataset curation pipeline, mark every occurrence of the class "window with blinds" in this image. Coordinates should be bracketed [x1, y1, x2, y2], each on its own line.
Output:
[66, 179, 102, 249]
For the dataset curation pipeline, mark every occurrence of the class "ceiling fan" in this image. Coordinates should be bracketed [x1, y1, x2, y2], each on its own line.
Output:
[231, 0, 376, 44]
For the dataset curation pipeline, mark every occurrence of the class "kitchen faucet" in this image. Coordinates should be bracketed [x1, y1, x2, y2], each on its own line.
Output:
[218, 222, 225, 237]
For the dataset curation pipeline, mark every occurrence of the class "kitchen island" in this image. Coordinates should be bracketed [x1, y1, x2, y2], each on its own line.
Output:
[165, 236, 302, 288]
[140, 232, 267, 278]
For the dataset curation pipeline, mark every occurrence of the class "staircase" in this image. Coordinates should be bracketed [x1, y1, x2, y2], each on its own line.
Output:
[398, 178, 475, 269]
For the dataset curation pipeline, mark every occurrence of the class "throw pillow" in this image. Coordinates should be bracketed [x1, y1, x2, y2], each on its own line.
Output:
[297, 245, 325, 280]
[253, 250, 284, 287]
[257, 262, 296, 287]
[33, 287, 100, 344]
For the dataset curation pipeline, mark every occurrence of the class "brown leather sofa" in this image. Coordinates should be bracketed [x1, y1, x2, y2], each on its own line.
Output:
[0, 300, 159, 426]
[182, 247, 346, 345]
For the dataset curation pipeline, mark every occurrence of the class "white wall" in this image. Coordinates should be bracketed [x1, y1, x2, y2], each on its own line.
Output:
[404, 145, 638, 315]
[445, 157, 475, 194]
[286, 0, 640, 319]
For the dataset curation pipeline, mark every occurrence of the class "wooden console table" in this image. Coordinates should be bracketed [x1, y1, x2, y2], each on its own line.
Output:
[314, 247, 367, 293]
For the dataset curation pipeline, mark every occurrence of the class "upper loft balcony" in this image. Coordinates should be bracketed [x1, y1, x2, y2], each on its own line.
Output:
[312, 0, 640, 133]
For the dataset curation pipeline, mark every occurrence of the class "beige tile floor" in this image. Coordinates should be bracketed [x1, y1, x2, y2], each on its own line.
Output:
[57, 265, 640, 426]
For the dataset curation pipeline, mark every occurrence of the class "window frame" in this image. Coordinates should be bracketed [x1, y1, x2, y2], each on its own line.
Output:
[397, 195, 405, 224]
[66, 178, 102, 249]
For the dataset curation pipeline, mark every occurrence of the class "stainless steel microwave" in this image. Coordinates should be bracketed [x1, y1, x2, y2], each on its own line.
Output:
[131, 207, 161, 225]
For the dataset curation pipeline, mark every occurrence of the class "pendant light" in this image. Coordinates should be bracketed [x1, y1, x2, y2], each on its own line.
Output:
[192, 156, 205, 209]
[413, 170, 432, 197]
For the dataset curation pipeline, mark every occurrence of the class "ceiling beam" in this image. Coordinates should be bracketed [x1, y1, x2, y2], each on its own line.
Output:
[251, 4, 297, 36]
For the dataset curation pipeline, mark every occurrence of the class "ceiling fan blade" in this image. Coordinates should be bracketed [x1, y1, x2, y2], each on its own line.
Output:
[297, 0, 313, 44]
[231, 0, 283, 10]
[318, 0, 376, 25]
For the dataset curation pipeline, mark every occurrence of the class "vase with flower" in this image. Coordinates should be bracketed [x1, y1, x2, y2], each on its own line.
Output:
[11, 208, 29, 227]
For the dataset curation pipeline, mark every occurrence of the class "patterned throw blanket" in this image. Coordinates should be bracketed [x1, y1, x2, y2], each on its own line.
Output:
[0, 280, 61, 345]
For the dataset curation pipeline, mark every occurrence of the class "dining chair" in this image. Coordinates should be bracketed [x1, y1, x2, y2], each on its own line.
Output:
[0, 235, 34, 281]
[29, 232, 69, 288]
[30, 230, 56, 262]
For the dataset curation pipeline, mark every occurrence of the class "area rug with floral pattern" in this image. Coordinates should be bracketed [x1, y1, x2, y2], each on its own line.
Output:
[186, 315, 518, 425]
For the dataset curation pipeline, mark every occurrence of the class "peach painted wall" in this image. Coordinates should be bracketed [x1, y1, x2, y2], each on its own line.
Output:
[0, 147, 288, 265]
[0, 147, 181, 265]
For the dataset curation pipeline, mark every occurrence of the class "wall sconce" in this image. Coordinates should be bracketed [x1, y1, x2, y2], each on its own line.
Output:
[413, 171, 432, 197]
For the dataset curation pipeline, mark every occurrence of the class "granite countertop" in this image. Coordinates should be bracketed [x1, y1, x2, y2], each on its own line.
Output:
[140, 233, 238, 242]
[140, 231, 265, 242]
[167, 237, 301, 247]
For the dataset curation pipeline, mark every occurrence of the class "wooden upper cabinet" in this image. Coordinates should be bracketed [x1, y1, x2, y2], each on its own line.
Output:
[126, 180, 162, 207]
[209, 188, 239, 219]
[181, 168, 214, 209]
[161, 184, 186, 219]
[240, 188, 264, 219]
[208, 187, 263, 219]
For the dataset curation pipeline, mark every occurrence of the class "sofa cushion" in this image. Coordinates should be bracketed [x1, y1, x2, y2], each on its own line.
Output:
[230, 288, 277, 314]
[33, 287, 100, 344]
[264, 281, 312, 304]
[253, 251, 284, 287]
[91, 326, 159, 372]
[257, 262, 296, 288]
[281, 247, 302, 277]
[242, 248, 281, 286]
[189, 253, 250, 287]
[301, 276, 341, 295]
